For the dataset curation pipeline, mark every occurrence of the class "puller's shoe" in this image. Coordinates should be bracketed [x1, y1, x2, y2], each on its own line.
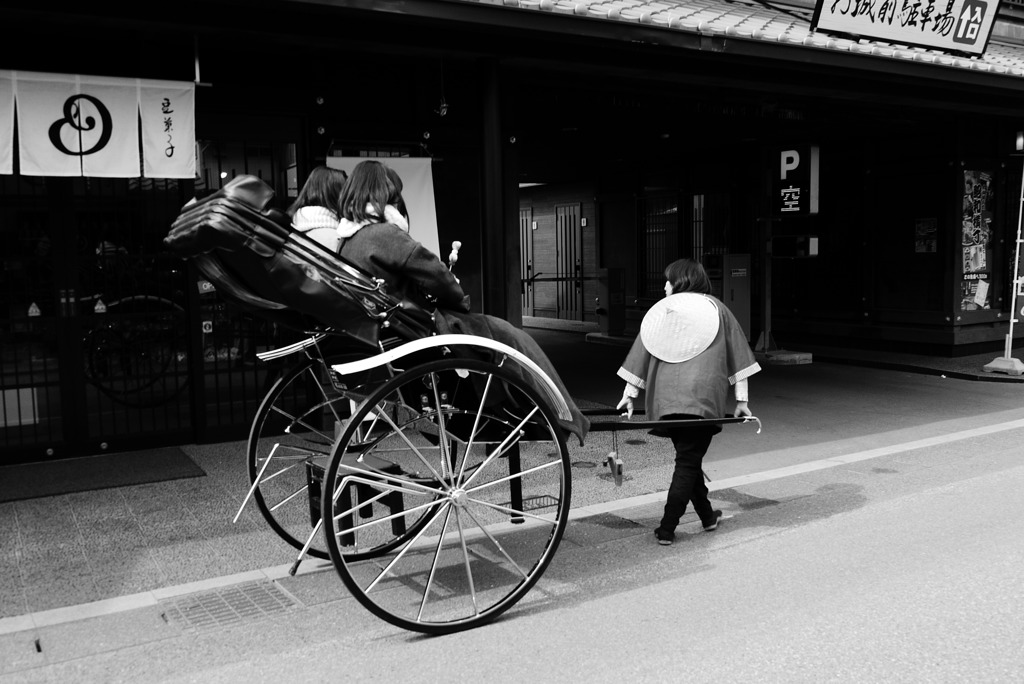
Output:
[702, 510, 723, 532]
[654, 528, 675, 546]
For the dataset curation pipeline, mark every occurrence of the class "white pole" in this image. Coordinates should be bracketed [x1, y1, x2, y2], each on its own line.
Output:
[1006, 157, 1024, 358]
[984, 154, 1024, 375]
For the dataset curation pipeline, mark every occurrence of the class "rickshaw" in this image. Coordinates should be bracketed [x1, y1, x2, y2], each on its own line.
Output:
[166, 174, 759, 635]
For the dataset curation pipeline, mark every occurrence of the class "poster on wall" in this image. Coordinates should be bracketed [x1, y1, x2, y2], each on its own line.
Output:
[960, 170, 994, 311]
[915, 218, 937, 253]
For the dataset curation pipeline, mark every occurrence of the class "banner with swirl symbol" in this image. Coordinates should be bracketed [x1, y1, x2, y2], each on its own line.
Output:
[2, 71, 194, 178]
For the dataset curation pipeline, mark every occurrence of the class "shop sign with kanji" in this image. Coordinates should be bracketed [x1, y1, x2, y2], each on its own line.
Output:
[812, 0, 1002, 56]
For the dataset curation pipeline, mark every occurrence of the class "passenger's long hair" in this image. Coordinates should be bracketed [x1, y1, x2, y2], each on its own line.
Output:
[338, 160, 406, 224]
[287, 166, 347, 217]
[664, 258, 712, 295]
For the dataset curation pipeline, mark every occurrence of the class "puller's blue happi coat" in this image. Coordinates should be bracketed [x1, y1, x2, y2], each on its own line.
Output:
[617, 295, 760, 423]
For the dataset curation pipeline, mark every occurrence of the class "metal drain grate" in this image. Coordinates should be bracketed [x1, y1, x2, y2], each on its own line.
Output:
[161, 581, 300, 631]
[502, 494, 558, 511]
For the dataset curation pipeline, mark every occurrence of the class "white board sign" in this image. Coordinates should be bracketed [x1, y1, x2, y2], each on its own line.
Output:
[812, 0, 1001, 56]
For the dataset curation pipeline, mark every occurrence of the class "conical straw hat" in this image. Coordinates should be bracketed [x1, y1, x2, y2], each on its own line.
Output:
[640, 293, 720, 363]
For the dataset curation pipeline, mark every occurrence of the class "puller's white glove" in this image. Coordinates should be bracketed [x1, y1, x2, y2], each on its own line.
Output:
[616, 383, 639, 419]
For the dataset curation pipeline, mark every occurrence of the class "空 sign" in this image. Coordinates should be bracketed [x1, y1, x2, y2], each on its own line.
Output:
[773, 146, 819, 217]
[811, 0, 1001, 56]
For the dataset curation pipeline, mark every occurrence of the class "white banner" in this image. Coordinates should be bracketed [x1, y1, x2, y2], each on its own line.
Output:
[0, 71, 12, 175]
[15, 73, 81, 176]
[140, 80, 196, 179]
[6, 71, 195, 178]
[78, 79, 142, 178]
[325, 157, 441, 259]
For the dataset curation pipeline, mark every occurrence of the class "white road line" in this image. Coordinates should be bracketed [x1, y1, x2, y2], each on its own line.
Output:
[4, 417, 1023, 636]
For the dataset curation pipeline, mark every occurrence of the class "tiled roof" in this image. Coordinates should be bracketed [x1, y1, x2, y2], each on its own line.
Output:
[467, 0, 1024, 78]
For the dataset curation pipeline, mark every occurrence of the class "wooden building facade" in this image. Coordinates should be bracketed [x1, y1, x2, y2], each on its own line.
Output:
[2, 0, 1024, 461]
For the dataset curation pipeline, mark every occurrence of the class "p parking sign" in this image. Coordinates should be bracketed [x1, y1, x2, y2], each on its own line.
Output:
[772, 146, 819, 217]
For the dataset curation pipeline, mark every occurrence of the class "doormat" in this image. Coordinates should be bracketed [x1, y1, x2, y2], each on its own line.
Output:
[0, 447, 206, 503]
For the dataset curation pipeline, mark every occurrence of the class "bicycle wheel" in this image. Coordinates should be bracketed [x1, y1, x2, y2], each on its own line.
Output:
[321, 357, 571, 634]
[82, 295, 188, 408]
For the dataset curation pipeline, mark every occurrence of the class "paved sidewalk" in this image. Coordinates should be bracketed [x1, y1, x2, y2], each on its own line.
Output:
[2, 330, 1023, 647]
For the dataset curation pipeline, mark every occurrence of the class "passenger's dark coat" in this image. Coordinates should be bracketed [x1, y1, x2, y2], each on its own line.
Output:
[339, 221, 590, 444]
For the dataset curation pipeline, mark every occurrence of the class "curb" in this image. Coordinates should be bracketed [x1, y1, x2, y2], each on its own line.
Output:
[813, 355, 1024, 383]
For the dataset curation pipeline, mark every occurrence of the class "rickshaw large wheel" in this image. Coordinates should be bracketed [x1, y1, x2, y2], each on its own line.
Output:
[321, 356, 572, 635]
[247, 351, 439, 561]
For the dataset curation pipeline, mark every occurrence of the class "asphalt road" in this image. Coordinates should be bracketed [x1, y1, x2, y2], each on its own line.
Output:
[6, 402, 1023, 683]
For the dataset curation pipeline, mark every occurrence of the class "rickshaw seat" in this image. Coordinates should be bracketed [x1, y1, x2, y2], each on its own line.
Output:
[164, 175, 438, 349]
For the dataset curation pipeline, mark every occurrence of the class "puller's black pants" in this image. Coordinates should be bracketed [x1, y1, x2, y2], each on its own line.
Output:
[658, 417, 721, 533]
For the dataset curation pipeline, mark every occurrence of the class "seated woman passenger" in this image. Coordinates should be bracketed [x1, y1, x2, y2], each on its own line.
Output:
[287, 166, 348, 252]
[335, 160, 589, 444]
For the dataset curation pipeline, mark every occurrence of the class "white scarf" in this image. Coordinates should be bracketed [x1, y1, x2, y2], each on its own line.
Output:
[337, 203, 409, 239]
[291, 206, 338, 231]
[291, 206, 342, 252]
